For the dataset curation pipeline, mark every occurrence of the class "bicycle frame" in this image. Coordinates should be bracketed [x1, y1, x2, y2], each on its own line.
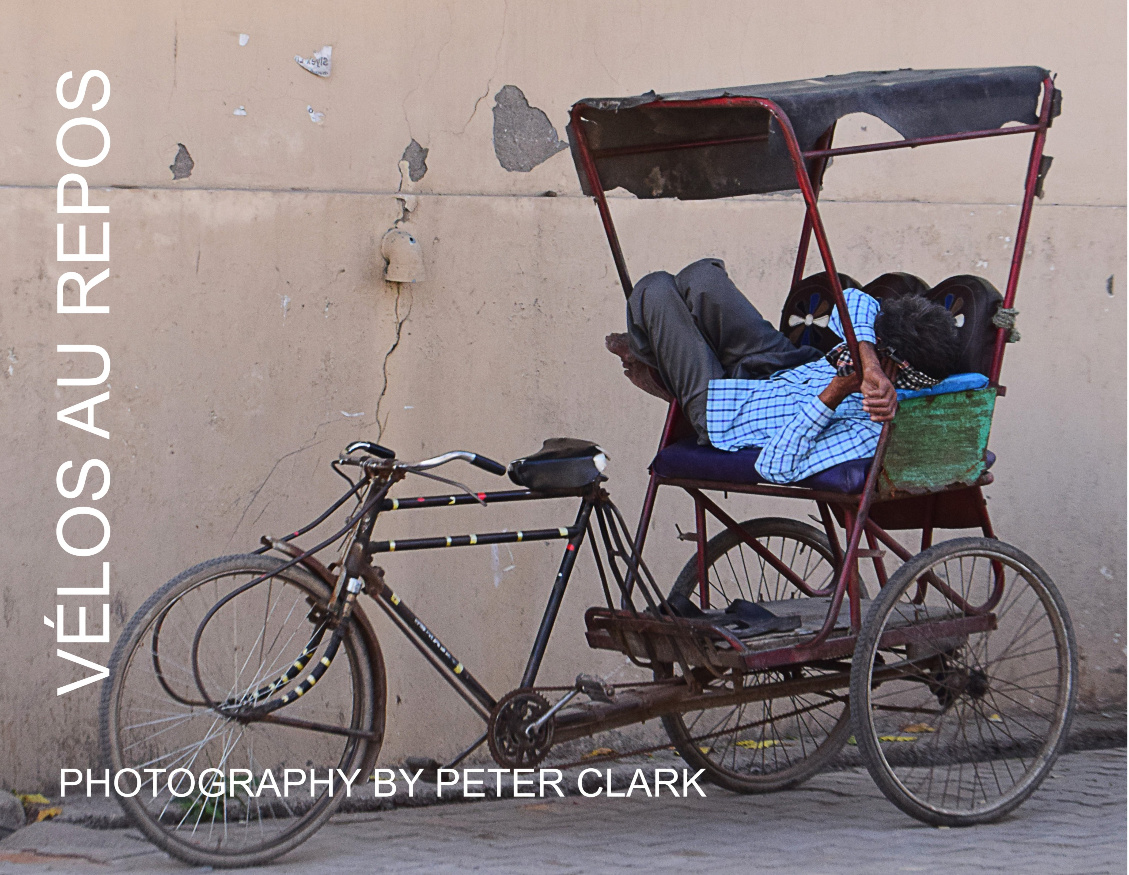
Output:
[300, 467, 667, 748]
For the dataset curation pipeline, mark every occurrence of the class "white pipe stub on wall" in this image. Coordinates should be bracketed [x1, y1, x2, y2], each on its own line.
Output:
[380, 227, 425, 283]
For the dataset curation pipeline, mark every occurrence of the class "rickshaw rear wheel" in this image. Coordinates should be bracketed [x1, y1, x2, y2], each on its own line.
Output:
[849, 537, 1076, 826]
[661, 518, 852, 793]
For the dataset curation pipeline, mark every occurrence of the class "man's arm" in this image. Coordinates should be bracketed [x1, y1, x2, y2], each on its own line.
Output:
[829, 289, 896, 423]
[753, 395, 840, 483]
[752, 386, 883, 483]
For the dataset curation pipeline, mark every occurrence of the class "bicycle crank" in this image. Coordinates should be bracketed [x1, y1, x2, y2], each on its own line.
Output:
[487, 689, 554, 768]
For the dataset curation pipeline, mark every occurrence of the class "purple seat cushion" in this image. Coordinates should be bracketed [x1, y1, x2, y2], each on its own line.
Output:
[651, 437, 995, 494]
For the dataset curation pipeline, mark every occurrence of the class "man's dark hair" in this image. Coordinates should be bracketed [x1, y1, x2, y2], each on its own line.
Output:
[875, 294, 961, 379]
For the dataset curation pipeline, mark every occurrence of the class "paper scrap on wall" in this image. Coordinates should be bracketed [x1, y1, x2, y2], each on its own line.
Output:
[295, 45, 332, 77]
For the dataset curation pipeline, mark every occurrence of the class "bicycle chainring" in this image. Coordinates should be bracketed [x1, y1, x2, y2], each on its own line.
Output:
[487, 690, 554, 768]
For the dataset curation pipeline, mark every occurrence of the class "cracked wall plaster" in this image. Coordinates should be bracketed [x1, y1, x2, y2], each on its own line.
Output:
[491, 85, 568, 172]
[401, 139, 429, 182]
[169, 143, 194, 180]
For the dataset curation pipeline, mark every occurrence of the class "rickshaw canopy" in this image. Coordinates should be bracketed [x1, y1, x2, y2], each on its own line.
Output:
[567, 67, 1050, 200]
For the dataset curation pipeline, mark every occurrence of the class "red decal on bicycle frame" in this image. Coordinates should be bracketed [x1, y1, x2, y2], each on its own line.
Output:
[567, 543, 575, 551]
[477, 493, 486, 501]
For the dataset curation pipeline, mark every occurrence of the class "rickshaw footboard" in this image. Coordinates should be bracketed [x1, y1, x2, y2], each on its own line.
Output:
[584, 604, 996, 673]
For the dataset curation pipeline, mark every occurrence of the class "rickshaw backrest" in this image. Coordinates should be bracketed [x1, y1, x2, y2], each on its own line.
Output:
[778, 272, 860, 352]
[926, 275, 1004, 376]
[779, 272, 1003, 377]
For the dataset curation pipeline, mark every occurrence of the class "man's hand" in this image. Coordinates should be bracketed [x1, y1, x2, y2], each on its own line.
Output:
[858, 342, 897, 422]
[818, 342, 897, 422]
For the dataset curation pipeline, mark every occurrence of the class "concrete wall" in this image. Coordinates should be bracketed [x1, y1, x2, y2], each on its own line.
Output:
[1, 1, 1124, 786]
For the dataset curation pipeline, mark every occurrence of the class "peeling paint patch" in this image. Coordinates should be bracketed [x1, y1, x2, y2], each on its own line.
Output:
[492, 85, 568, 172]
[491, 541, 517, 587]
[233, 105, 247, 116]
[307, 105, 325, 124]
[401, 139, 429, 182]
[169, 143, 194, 180]
[295, 45, 332, 77]
[238, 33, 250, 46]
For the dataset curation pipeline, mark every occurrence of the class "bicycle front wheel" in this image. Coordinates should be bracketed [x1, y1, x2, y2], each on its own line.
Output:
[850, 537, 1076, 826]
[100, 554, 385, 868]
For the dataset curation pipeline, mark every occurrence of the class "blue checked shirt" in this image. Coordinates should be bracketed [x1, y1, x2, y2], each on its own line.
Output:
[706, 288, 881, 484]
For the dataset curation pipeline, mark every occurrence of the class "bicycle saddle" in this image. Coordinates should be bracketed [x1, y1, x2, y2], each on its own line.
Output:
[508, 438, 607, 492]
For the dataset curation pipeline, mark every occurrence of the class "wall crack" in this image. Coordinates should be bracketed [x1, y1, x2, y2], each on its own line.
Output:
[373, 285, 413, 443]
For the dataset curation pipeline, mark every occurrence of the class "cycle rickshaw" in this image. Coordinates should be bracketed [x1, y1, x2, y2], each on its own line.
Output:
[101, 66, 1076, 867]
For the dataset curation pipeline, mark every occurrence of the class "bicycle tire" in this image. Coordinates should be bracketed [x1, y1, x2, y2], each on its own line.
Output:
[661, 518, 852, 792]
[100, 554, 385, 868]
[849, 537, 1077, 825]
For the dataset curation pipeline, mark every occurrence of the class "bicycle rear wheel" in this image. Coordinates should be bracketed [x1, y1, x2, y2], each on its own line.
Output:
[100, 554, 385, 868]
[662, 518, 851, 792]
[850, 538, 1076, 825]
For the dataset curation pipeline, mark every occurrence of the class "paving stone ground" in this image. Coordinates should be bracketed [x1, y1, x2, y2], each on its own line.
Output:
[0, 748, 1123, 874]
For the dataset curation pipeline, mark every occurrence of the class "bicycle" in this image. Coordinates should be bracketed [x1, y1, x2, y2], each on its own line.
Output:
[101, 64, 1077, 868]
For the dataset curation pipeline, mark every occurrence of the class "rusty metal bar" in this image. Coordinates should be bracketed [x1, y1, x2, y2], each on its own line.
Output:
[989, 76, 1056, 384]
[569, 104, 634, 297]
[806, 424, 892, 647]
[689, 489, 827, 597]
[694, 498, 709, 607]
[801, 123, 1042, 160]
[552, 669, 852, 744]
[817, 500, 845, 569]
[661, 475, 857, 504]
[791, 125, 837, 289]
[864, 529, 888, 589]
[589, 132, 770, 160]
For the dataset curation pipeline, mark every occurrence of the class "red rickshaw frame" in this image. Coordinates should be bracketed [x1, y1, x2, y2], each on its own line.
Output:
[568, 73, 1058, 655]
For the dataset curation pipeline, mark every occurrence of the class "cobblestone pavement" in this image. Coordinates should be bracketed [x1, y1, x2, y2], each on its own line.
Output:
[0, 748, 1123, 874]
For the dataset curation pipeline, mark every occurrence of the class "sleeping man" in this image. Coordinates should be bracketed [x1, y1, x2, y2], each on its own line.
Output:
[608, 258, 963, 483]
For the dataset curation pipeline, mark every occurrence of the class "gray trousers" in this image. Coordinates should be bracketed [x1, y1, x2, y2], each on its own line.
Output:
[626, 258, 822, 441]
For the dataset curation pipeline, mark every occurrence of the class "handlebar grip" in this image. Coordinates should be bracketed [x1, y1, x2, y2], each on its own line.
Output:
[470, 454, 507, 476]
[345, 440, 396, 459]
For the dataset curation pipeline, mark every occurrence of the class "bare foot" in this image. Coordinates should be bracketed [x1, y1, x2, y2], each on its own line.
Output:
[605, 333, 673, 402]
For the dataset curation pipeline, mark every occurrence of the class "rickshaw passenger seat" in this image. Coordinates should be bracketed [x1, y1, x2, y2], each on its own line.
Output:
[652, 438, 995, 494]
[651, 373, 994, 493]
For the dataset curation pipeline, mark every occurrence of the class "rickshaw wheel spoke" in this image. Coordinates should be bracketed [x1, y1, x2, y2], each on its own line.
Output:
[849, 537, 1076, 826]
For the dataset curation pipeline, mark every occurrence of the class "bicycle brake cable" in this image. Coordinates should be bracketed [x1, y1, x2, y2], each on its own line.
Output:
[403, 467, 488, 506]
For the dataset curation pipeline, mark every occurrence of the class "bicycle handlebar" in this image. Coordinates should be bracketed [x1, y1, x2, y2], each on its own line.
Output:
[344, 440, 395, 459]
[408, 451, 507, 476]
[339, 444, 507, 476]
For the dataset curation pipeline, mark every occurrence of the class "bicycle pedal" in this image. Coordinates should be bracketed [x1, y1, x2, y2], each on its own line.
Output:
[575, 673, 615, 703]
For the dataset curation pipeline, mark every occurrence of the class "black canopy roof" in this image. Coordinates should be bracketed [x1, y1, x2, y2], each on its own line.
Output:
[567, 67, 1050, 199]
